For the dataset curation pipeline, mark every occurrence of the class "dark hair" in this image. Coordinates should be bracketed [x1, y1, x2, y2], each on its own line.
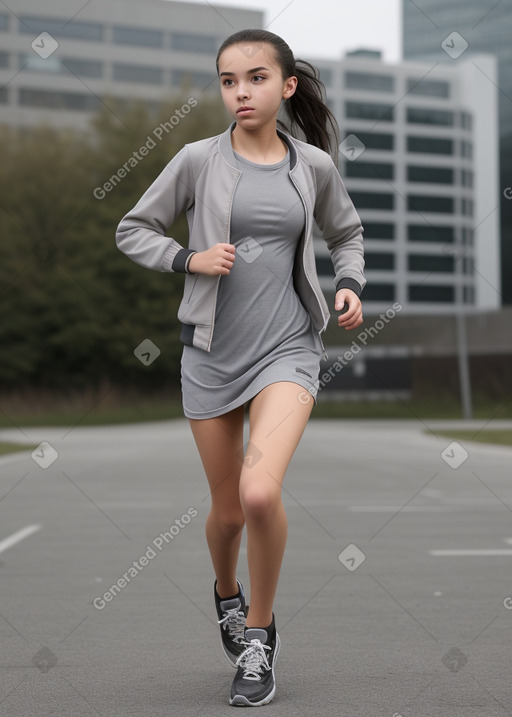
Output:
[216, 29, 339, 159]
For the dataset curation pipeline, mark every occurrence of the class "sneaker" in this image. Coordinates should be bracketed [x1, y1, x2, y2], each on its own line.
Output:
[214, 579, 247, 667]
[229, 616, 280, 707]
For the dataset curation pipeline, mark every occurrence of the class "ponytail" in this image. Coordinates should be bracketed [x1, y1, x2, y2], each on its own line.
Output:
[282, 59, 339, 160]
[216, 29, 339, 160]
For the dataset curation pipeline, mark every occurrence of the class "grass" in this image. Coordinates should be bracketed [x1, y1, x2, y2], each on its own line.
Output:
[429, 429, 512, 447]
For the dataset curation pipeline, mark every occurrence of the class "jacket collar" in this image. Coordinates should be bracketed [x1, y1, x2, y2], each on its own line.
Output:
[218, 121, 298, 170]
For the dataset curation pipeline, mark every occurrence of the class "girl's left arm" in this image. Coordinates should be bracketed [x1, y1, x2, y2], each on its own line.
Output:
[314, 160, 366, 330]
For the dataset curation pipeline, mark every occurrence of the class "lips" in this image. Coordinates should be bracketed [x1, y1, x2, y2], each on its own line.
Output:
[237, 106, 254, 114]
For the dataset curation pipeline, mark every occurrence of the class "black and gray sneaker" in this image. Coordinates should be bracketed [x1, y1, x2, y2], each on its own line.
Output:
[214, 579, 247, 667]
[229, 616, 280, 707]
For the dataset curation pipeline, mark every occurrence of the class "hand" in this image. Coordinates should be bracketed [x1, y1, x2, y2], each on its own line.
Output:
[188, 243, 235, 276]
[335, 288, 363, 330]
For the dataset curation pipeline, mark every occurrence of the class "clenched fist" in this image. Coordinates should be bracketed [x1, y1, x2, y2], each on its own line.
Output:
[188, 243, 236, 276]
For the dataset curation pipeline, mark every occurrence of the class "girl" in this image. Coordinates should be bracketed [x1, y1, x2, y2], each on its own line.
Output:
[116, 29, 365, 707]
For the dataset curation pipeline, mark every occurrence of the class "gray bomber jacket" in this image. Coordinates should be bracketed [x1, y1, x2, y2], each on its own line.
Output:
[116, 122, 366, 357]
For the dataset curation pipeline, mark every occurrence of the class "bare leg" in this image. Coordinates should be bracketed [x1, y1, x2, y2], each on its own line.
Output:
[240, 382, 314, 628]
[189, 404, 246, 598]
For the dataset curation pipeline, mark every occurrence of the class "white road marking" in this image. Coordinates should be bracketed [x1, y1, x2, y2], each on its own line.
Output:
[430, 549, 512, 556]
[0, 525, 41, 555]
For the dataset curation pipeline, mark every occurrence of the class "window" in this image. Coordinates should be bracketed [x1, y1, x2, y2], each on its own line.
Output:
[345, 72, 394, 92]
[408, 225, 454, 243]
[19, 88, 100, 111]
[171, 69, 216, 90]
[362, 283, 395, 301]
[113, 25, 163, 47]
[19, 53, 102, 78]
[0, 12, 9, 31]
[345, 130, 394, 150]
[363, 223, 395, 240]
[460, 111, 472, 130]
[113, 63, 163, 84]
[407, 136, 453, 155]
[365, 252, 395, 270]
[344, 161, 394, 180]
[462, 257, 474, 275]
[63, 58, 103, 78]
[408, 285, 454, 302]
[350, 192, 395, 210]
[0, 87, 7, 103]
[315, 257, 334, 277]
[319, 67, 333, 86]
[345, 101, 394, 122]
[463, 285, 475, 304]
[19, 15, 103, 41]
[461, 198, 473, 216]
[408, 254, 454, 272]
[407, 78, 450, 98]
[407, 165, 454, 184]
[0, 51, 8, 68]
[171, 32, 217, 54]
[460, 140, 473, 159]
[461, 169, 473, 187]
[407, 107, 454, 125]
[408, 195, 454, 213]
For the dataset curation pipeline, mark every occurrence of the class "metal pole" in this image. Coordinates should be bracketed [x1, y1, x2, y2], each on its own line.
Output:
[456, 311, 472, 419]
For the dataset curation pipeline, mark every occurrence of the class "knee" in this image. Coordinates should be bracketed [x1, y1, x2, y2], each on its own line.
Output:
[240, 484, 281, 522]
[210, 508, 245, 539]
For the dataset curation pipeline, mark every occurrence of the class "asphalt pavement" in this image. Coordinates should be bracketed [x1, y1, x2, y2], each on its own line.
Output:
[0, 417, 511, 717]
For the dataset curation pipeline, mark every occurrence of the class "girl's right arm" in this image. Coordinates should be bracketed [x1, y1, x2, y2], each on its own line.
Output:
[115, 146, 197, 274]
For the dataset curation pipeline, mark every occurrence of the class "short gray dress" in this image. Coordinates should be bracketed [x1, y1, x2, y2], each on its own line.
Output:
[180, 148, 323, 419]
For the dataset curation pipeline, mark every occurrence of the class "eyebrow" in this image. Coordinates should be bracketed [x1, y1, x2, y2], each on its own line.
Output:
[219, 66, 269, 77]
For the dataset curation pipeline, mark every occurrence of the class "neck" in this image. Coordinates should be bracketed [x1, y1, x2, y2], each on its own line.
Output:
[231, 122, 287, 164]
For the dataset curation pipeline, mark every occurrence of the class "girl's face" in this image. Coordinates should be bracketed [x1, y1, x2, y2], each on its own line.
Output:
[218, 42, 297, 131]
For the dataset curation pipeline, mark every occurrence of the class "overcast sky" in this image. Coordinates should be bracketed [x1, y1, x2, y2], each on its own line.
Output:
[197, 0, 402, 63]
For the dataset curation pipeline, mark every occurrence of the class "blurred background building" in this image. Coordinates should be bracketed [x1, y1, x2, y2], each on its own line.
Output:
[403, 0, 512, 306]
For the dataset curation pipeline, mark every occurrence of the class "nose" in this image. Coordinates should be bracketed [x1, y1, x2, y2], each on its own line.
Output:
[236, 82, 250, 101]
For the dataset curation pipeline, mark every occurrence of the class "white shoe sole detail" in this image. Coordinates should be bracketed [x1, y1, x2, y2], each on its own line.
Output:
[229, 633, 280, 706]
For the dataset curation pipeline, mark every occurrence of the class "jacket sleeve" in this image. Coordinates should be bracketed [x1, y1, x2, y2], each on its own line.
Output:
[115, 146, 196, 273]
[313, 159, 366, 297]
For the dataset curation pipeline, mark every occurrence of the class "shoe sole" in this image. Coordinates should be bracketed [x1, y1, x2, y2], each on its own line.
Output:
[229, 633, 281, 707]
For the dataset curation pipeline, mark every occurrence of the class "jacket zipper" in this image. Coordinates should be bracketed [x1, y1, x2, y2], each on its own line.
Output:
[207, 170, 242, 351]
[289, 172, 329, 363]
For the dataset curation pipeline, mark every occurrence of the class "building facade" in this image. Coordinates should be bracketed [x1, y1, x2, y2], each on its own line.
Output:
[0, 0, 262, 130]
[313, 50, 500, 313]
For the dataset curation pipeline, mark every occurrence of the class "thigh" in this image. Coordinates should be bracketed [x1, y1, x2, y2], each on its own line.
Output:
[188, 404, 246, 507]
[244, 381, 314, 488]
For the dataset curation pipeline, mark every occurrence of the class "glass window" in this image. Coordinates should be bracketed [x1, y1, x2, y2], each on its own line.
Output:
[345, 101, 394, 122]
[113, 63, 163, 84]
[345, 71, 394, 92]
[344, 161, 394, 180]
[460, 111, 472, 130]
[315, 257, 334, 277]
[363, 222, 395, 240]
[407, 78, 450, 98]
[407, 107, 454, 125]
[461, 169, 473, 187]
[171, 69, 217, 90]
[407, 136, 453, 155]
[365, 252, 395, 270]
[0, 51, 8, 68]
[113, 25, 163, 47]
[19, 53, 102, 78]
[0, 86, 7, 103]
[0, 13, 9, 31]
[408, 254, 454, 272]
[171, 32, 217, 54]
[463, 285, 475, 304]
[19, 15, 103, 41]
[350, 191, 395, 210]
[362, 283, 395, 301]
[461, 198, 474, 216]
[19, 88, 100, 111]
[407, 165, 454, 184]
[345, 130, 394, 150]
[408, 285, 454, 303]
[460, 140, 473, 159]
[63, 57, 103, 78]
[408, 195, 454, 213]
[318, 67, 333, 86]
[408, 225, 454, 243]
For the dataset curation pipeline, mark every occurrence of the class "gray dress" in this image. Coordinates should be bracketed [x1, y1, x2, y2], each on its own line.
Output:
[180, 148, 323, 419]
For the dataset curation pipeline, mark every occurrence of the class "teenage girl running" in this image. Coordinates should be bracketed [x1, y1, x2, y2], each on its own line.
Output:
[116, 28, 365, 707]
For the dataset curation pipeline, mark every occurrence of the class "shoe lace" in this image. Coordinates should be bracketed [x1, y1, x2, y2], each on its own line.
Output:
[235, 639, 271, 681]
[218, 606, 246, 644]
